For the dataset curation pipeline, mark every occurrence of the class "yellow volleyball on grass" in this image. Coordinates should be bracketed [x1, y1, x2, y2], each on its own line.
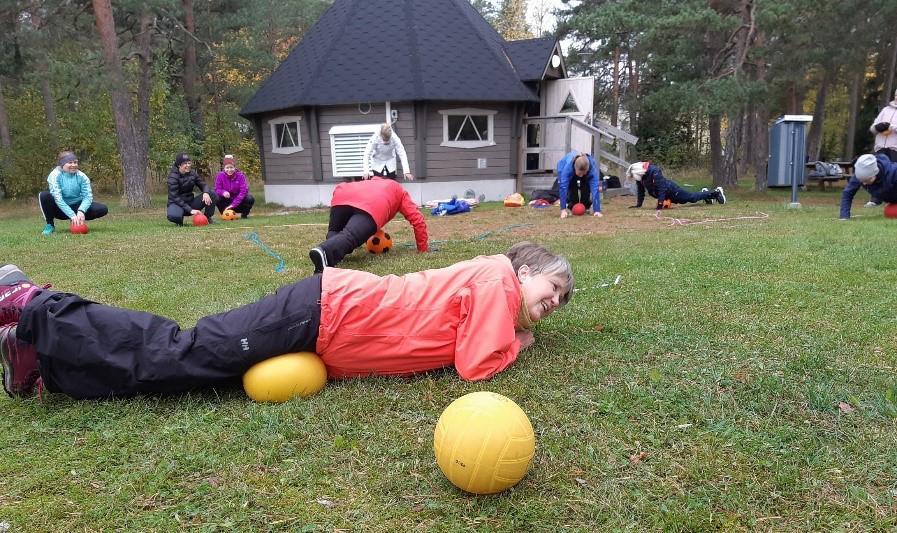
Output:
[433, 391, 535, 494]
[242, 352, 327, 403]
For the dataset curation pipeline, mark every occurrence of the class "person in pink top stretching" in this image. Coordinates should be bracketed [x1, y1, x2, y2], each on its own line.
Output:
[0, 242, 572, 400]
[309, 176, 428, 273]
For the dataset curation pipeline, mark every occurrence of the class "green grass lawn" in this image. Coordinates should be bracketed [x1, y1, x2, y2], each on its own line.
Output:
[1, 182, 896, 531]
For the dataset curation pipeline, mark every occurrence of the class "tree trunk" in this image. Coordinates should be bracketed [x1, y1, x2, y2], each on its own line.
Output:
[742, 110, 753, 178]
[787, 83, 798, 114]
[182, 0, 204, 141]
[92, 0, 149, 208]
[883, 37, 897, 107]
[806, 68, 832, 161]
[135, 10, 154, 179]
[29, 7, 58, 150]
[721, 111, 742, 186]
[611, 46, 620, 127]
[845, 67, 862, 160]
[750, 30, 768, 191]
[709, 114, 723, 184]
[0, 77, 11, 149]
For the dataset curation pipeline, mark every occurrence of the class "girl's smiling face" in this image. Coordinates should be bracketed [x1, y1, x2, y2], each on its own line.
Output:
[518, 266, 565, 321]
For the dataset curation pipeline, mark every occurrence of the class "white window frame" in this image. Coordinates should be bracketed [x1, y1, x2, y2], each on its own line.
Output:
[329, 123, 381, 177]
[269, 116, 304, 154]
[438, 107, 496, 148]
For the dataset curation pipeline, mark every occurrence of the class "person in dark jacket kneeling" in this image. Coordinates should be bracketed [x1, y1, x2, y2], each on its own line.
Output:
[840, 153, 897, 219]
[167, 153, 217, 226]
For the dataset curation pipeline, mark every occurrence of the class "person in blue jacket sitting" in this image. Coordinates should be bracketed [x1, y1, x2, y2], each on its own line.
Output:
[625, 161, 725, 210]
[38, 151, 108, 236]
[557, 151, 602, 219]
[840, 153, 897, 219]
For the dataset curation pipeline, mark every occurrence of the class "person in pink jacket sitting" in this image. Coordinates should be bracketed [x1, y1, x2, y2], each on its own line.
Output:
[309, 176, 429, 273]
[214, 155, 254, 218]
[0, 242, 573, 399]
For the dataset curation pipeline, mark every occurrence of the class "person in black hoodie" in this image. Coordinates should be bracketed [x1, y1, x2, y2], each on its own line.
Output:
[625, 161, 725, 210]
[167, 153, 217, 225]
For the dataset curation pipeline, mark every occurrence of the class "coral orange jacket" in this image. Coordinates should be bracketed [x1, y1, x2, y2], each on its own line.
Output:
[331, 177, 428, 251]
[316, 254, 523, 381]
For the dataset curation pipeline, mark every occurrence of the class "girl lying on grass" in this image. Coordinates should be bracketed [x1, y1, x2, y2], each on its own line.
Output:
[0, 242, 573, 400]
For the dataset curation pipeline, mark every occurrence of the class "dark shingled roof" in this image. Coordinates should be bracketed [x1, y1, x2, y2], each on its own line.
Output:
[503, 37, 558, 81]
[240, 0, 540, 117]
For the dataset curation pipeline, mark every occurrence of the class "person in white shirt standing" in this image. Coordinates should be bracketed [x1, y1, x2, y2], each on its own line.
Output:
[362, 123, 414, 181]
[866, 89, 897, 207]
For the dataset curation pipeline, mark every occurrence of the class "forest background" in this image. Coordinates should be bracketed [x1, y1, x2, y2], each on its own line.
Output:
[1, 0, 896, 206]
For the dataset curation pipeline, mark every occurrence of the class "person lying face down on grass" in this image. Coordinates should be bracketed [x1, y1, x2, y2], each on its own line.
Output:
[0, 242, 574, 400]
[839, 153, 897, 219]
[625, 161, 726, 210]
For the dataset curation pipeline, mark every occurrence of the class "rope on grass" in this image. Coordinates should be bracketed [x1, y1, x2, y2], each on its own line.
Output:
[399, 223, 535, 250]
[655, 211, 770, 227]
[245, 232, 286, 273]
[471, 223, 534, 241]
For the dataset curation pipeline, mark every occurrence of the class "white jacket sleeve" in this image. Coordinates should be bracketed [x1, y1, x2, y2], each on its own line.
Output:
[362, 133, 377, 175]
[393, 135, 410, 174]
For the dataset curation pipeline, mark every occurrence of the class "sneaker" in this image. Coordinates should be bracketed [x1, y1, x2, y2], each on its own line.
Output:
[701, 188, 712, 205]
[309, 247, 328, 274]
[715, 187, 726, 205]
[0, 274, 42, 327]
[207, 217, 215, 225]
[0, 324, 42, 398]
[864, 201, 882, 208]
[41, 224, 55, 236]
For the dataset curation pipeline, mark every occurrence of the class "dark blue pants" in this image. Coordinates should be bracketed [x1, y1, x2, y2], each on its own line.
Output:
[668, 185, 714, 204]
[317, 206, 377, 267]
[216, 194, 255, 217]
[167, 193, 218, 225]
[567, 177, 592, 210]
[38, 191, 108, 224]
[17, 275, 323, 399]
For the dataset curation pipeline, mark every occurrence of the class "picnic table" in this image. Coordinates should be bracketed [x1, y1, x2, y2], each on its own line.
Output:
[805, 160, 853, 191]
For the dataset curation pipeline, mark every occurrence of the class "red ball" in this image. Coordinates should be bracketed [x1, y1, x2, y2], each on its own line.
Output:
[193, 213, 209, 226]
[70, 223, 88, 234]
[571, 203, 586, 216]
[885, 203, 897, 218]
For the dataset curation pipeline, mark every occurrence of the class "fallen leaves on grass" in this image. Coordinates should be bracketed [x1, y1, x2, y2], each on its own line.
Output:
[629, 451, 648, 465]
[837, 401, 855, 414]
[316, 497, 337, 508]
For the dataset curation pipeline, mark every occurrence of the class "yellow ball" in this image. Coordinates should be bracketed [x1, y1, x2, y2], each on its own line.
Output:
[242, 352, 327, 403]
[433, 391, 535, 494]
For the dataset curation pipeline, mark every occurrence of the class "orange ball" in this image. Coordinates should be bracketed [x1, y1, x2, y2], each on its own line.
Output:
[221, 208, 237, 221]
[70, 222, 88, 234]
[193, 213, 209, 226]
[365, 229, 393, 254]
[571, 203, 586, 216]
[662, 199, 672, 209]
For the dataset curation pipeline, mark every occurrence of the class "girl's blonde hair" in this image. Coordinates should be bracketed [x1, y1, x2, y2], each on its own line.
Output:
[505, 241, 574, 306]
[380, 123, 392, 141]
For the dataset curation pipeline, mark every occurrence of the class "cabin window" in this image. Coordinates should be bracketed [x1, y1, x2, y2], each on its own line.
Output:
[269, 116, 303, 154]
[438, 108, 496, 148]
[329, 124, 381, 177]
